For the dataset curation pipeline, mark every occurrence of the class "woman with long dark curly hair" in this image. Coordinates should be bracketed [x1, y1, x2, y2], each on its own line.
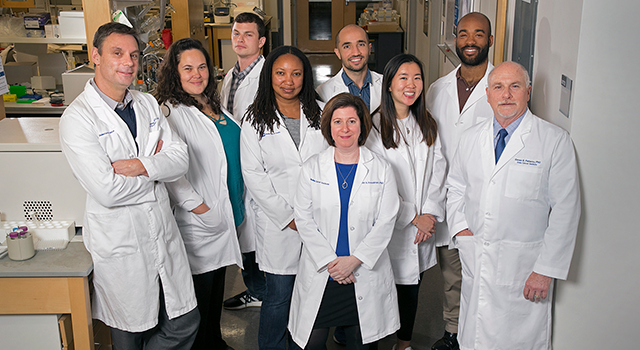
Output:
[366, 54, 447, 350]
[240, 45, 328, 350]
[155, 38, 243, 350]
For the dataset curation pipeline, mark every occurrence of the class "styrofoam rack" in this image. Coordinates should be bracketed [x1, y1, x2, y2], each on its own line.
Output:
[2, 220, 75, 241]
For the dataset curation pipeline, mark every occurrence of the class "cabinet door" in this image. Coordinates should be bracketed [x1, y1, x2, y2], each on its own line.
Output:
[0, 0, 35, 8]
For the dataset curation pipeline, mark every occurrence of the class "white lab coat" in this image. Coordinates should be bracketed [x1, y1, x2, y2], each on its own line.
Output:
[288, 147, 400, 347]
[316, 68, 383, 111]
[164, 103, 243, 275]
[240, 104, 328, 274]
[59, 81, 197, 332]
[446, 111, 580, 350]
[425, 63, 494, 246]
[220, 56, 264, 122]
[366, 112, 447, 284]
[220, 56, 264, 252]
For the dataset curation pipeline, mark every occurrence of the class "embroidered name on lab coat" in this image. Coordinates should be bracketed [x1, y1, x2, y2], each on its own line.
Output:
[149, 117, 159, 127]
[363, 181, 384, 185]
[310, 178, 330, 185]
[514, 158, 541, 166]
[262, 131, 282, 137]
[98, 130, 115, 137]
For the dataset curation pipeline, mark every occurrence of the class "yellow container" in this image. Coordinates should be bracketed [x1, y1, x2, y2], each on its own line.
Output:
[3, 94, 17, 102]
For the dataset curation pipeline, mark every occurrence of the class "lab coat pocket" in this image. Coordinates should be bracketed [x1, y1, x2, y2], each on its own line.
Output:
[456, 236, 476, 280]
[96, 129, 130, 161]
[496, 240, 543, 286]
[85, 210, 139, 260]
[504, 165, 543, 200]
[193, 209, 228, 235]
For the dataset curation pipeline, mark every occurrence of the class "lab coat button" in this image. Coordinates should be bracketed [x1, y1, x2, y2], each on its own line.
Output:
[358, 296, 363, 301]
[412, 250, 417, 254]
[355, 272, 359, 277]
[350, 226, 355, 231]
[484, 242, 490, 247]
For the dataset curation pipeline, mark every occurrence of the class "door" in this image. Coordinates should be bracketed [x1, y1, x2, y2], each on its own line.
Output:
[296, 0, 377, 53]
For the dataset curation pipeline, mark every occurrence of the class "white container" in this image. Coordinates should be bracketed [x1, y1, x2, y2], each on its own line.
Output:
[62, 64, 94, 105]
[59, 11, 86, 39]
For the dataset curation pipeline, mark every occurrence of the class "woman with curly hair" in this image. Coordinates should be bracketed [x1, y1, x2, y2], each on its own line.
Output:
[240, 45, 328, 350]
[155, 37, 243, 350]
[366, 54, 447, 350]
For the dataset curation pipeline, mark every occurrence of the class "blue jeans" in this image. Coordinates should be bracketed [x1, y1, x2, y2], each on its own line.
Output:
[243, 251, 266, 300]
[258, 273, 300, 350]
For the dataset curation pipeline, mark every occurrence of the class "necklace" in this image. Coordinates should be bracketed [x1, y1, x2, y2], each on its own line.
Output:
[336, 163, 356, 189]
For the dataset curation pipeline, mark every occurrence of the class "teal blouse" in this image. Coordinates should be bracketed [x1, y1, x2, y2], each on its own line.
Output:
[210, 113, 245, 227]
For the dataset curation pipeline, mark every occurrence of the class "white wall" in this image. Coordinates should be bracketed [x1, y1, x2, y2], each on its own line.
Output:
[530, 0, 583, 132]
[543, 0, 640, 348]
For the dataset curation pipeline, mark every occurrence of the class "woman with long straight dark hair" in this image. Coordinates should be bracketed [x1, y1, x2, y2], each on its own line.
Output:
[155, 37, 243, 350]
[366, 54, 447, 350]
[240, 45, 328, 350]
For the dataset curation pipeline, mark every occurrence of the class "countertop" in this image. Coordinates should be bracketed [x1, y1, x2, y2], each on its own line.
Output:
[0, 242, 92, 278]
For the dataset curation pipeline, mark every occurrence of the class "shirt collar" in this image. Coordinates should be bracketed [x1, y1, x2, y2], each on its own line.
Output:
[341, 69, 372, 89]
[90, 78, 133, 110]
[493, 109, 527, 137]
[233, 55, 264, 78]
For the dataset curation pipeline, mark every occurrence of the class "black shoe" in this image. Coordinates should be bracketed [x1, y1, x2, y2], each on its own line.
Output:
[431, 331, 459, 350]
[223, 291, 262, 310]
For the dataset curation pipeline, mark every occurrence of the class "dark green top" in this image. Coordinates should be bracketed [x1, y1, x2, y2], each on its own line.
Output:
[210, 113, 245, 227]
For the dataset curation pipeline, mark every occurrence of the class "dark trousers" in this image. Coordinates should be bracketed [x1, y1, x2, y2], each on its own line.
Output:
[305, 326, 378, 350]
[192, 266, 228, 350]
[396, 273, 424, 341]
[110, 284, 200, 350]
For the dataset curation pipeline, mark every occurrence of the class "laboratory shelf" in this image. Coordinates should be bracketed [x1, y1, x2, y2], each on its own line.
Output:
[0, 36, 86, 44]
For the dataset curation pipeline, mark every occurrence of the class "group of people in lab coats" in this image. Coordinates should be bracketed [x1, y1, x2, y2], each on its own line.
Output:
[59, 10, 580, 350]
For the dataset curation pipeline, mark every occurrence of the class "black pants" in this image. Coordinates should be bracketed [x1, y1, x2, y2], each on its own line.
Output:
[192, 266, 228, 350]
[396, 273, 423, 341]
[305, 326, 378, 350]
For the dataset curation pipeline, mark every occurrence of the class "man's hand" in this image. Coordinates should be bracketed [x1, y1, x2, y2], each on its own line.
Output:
[412, 214, 437, 243]
[111, 140, 163, 177]
[455, 229, 474, 237]
[112, 159, 148, 177]
[287, 219, 297, 231]
[523, 272, 553, 302]
[327, 256, 362, 284]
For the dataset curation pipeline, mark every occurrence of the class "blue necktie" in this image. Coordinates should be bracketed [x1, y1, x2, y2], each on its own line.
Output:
[495, 128, 508, 163]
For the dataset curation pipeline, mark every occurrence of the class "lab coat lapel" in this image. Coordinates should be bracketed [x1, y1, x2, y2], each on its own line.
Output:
[87, 83, 139, 156]
[370, 70, 382, 111]
[492, 111, 533, 176]
[351, 147, 371, 201]
[479, 123, 496, 180]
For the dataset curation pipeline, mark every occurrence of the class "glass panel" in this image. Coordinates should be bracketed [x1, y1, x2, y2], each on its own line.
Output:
[309, 1, 332, 41]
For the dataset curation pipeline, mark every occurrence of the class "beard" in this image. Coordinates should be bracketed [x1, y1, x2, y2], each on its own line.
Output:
[343, 56, 368, 73]
[456, 43, 490, 66]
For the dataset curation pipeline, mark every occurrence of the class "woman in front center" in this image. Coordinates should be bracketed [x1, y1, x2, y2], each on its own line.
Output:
[289, 93, 401, 350]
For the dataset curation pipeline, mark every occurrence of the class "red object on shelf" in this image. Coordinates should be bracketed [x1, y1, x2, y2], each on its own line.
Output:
[162, 28, 173, 49]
